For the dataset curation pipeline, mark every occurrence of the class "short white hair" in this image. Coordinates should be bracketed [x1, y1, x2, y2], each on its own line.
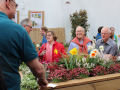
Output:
[20, 18, 32, 26]
[76, 26, 85, 31]
[102, 27, 111, 34]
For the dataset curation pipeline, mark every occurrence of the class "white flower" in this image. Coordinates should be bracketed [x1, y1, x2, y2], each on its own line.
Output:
[117, 56, 120, 61]
[91, 63, 95, 67]
[88, 45, 93, 50]
[99, 45, 104, 52]
[82, 57, 86, 63]
[118, 56, 120, 60]
[76, 60, 78, 65]
[97, 59, 100, 62]
[77, 63, 80, 67]
[36, 44, 40, 47]
[83, 63, 86, 67]
[86, 63, 89, 68]
[76, 60, 81, 67]
[92, 49, 99, 55]
[90, 51, 96, 58]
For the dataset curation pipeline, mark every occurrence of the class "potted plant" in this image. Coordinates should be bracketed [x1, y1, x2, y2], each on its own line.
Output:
[70, 9, 90, 39]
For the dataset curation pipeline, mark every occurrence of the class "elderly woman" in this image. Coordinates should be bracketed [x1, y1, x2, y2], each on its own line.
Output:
[38, 31, 66, 62]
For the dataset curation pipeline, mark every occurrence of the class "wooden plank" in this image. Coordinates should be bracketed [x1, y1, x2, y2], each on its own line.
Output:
[46, 79, 120, 90]
[94, 79, 120, 90]
[17, 11, 19, 24]
[54, 84, 94, 90]
[46, 73, 120, 89]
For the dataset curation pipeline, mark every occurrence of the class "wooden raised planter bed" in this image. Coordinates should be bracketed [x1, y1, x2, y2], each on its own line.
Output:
[45, 73, 120, 90]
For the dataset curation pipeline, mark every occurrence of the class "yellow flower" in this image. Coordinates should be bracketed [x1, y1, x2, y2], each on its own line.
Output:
[69, 47, 78, 55]
[54, 49, 58, 54]
[90, 51, 96, 58]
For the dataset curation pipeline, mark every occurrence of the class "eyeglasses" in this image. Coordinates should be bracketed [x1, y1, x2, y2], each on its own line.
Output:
[26, 25, 32, 29]
[11, 0, 18, 8]
[46, 34, 52, 37]
[101, 33, 109, 35]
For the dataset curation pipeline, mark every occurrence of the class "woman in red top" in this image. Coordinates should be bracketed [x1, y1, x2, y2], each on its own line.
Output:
[38, 31, 66, 62]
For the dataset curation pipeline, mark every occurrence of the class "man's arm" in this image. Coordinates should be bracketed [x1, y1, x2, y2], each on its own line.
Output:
[26, 58, 48, 88]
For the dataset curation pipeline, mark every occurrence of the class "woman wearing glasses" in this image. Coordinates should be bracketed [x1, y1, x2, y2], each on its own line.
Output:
[38, 31, 66, 62]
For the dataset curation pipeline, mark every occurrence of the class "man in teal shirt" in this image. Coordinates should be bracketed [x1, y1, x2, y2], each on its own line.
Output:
[0, 0, 48, 90]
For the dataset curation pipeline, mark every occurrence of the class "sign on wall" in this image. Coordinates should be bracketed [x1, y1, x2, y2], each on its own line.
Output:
[28, 11, 44, 29]
[12, 11, 19, 24]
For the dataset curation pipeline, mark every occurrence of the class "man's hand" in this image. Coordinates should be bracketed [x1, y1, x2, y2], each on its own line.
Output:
[37, 78, 48, 90]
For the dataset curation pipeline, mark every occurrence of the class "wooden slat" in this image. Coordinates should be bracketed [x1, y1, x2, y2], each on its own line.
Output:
[46, 79, 120, 90]
[29, 28, 66, 44]
[94, 79, 120, 90]
[46, 73, 120, 90]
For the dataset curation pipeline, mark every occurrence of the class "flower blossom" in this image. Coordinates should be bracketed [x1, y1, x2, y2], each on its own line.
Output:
[90, 51, 96, 58]
[88, 45, 93, 51]
[36, 44, 40, 47]
[54, 49, 58, 54]
[69, 47, 78, 55]
[99, 45, 104, 52]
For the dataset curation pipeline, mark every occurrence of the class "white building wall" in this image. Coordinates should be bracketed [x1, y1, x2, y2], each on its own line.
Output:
[16, 0, 120, 44]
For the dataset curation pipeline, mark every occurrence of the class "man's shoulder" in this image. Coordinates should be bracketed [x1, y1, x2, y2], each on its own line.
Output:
[2, 19, 25, 32]
[11, 22, 25, 30]
[109, 39, 117, 45]
[96, 39, 102, 43]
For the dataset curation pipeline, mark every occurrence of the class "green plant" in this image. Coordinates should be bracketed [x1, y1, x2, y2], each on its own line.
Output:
[19, 63, 39, 90]
[60, 54, 78, 70]
[70, 9, 90, 39]
[63, 42, 69, 47]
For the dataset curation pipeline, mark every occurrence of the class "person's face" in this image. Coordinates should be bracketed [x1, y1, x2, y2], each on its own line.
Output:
[39, 28, 44, 36]
[24, 22, 32, 34]
[101, 28, 111, 42]
[7, 0, 18, 19]
[75, 27, 85, 39]
[46, 32, 54, 42]
[110, 28, 115, 34]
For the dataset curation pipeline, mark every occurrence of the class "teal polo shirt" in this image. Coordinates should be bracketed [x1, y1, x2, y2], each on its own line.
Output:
[0, 12, 38, 90]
